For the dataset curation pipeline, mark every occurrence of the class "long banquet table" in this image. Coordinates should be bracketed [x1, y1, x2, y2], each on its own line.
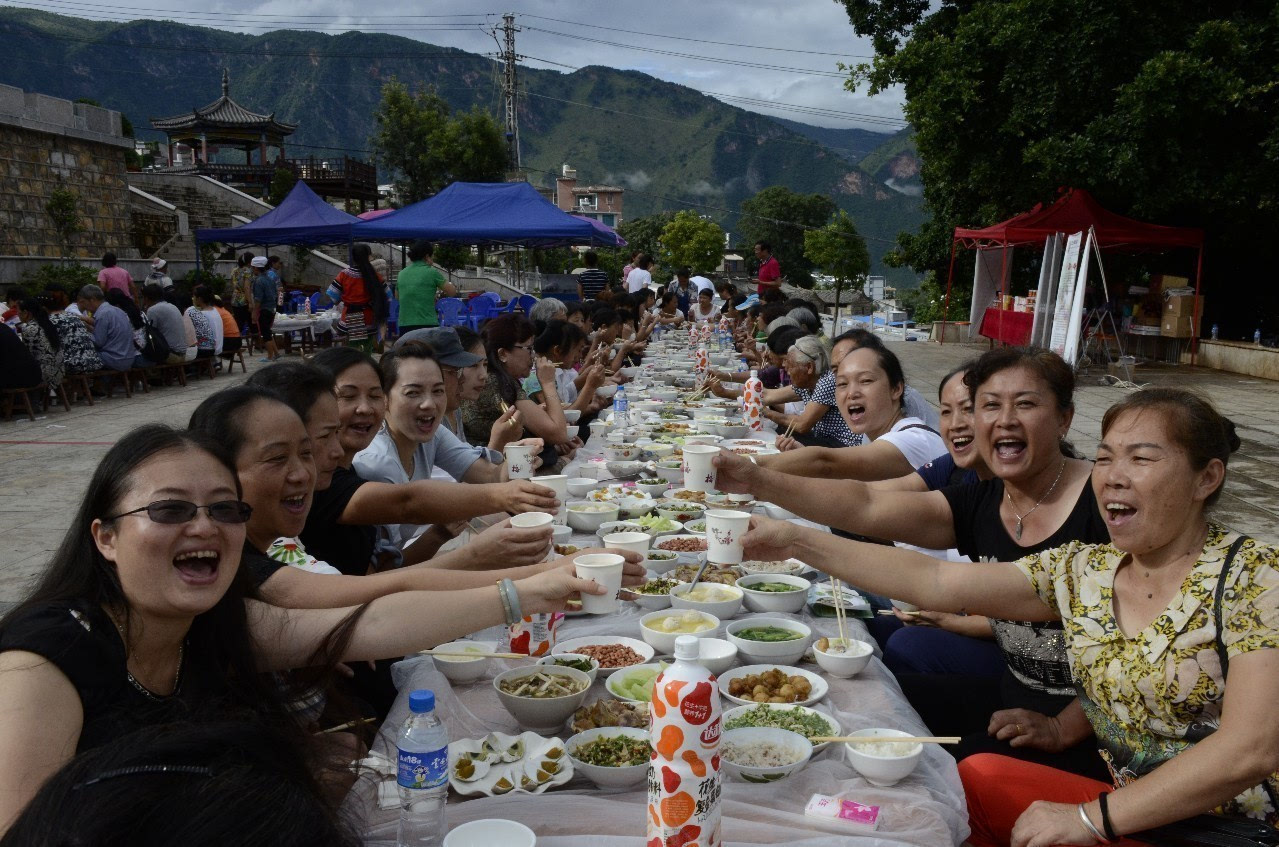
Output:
[347, 431, 970, 846]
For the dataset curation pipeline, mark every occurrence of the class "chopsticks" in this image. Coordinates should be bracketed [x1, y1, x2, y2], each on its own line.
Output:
[419, 649, 526, 659]
[812, 736, 961, 745]
[499, 401, 520, 428]
[317, 717, 378, 734]
[832, 578, 848, 649]
[781, 419, 796, 440]
[876, 609, 921, 617]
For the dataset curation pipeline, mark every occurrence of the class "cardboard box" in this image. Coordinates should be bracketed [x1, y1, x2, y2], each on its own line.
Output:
[1161, 315, 1201, 338]
[1149, 274, 1189, 293]
[1164, 294, 1203, 317]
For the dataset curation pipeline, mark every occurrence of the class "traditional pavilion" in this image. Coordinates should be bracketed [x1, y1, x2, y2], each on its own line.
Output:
[149, 70, 378, 210]
[150, 69, 295, 168]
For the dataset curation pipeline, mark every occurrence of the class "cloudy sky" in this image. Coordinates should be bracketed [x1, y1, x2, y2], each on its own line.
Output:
[7, 0, 906, 131]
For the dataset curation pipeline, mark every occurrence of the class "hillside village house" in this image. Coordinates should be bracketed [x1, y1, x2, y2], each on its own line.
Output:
[554, 164, 624, 228]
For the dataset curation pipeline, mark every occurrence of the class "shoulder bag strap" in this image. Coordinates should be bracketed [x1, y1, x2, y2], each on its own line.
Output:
[1214, 535, 1250, 681]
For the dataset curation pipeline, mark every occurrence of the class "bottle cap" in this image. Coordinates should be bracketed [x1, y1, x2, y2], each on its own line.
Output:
[673, 635, 700, 661]
[408, 689, 435, 713]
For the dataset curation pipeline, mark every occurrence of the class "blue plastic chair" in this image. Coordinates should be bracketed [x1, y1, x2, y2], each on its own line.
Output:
[386, 298, 400, 338]
[437, 297, 466, 327]
[517, 294, 538, 315]
[465, 296, 500, 331]
[308, 292, 323, 312]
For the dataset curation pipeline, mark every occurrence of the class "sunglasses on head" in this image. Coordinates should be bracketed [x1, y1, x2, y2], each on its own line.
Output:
[105, 499, 253, 525]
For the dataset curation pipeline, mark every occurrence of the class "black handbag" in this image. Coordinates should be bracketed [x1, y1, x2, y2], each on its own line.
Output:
[1131, 537, 1279, 847]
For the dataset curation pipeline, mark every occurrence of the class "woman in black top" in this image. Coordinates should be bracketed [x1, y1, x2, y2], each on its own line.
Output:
[0, 425, 610, 832]
[714, 347, 1110, 778]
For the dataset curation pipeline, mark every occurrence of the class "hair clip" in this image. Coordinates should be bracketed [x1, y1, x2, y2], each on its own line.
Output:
[73, 764, 213, 790]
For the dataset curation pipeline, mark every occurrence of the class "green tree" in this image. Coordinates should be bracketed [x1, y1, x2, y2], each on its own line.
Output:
[738, 187, 836, 288]
[45, 188, 83, 261]
[837, 0, 1279, 322]
[371, 80, 506, 204]
[268, 167, 297, 206]
[617, 212, 676, 283]
[804, 210, 870, 322]
[659, 211, 724, 275]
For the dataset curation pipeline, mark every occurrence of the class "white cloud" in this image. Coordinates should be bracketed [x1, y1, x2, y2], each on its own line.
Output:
[48, 0, 905, 131]
[605, 170, 653, 190]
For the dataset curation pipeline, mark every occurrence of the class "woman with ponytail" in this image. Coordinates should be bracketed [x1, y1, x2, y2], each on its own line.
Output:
[328, 244, 390, 352]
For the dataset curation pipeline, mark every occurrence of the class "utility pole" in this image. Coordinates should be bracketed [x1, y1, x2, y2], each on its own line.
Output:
[500, 12, 521, 175]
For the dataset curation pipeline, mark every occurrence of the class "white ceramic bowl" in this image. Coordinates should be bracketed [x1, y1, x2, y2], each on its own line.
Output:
[595, 520, 645, 539]
[813, 637, 873, 678]
[606, 443, 643, 461]
[431, 640, 497, 684]
[563, 408, 582, 424]
[705, 422, 750, 439]
[656, 501, 708, 523]
[718, 664, 829, 708]
[604, 661, 666, 704]
[722, 702, 841, 753]
[735, 574, 811, 614]
[643, 549, 681, 574]
[551, 524, 572, 546]
[844, 728, 924, 786]
[595, 384, 619, 399]
[632, 580, 676, 610]
[633, 479, 670, 499]
[760, 501, 799, 521]
[618, 366, 641, 379]
[653, 461, 684, 484]
[566, 501, 620, 532]
[719, 726, 812, 783]
[493, 665, 592, 733]
[649, 387, 679, 401]
[443, 819, 536, 847]
[696, 637, 739, 675]
[616, 496, 654, 520]
[725, 617, 813, 666]
[645, 442, 676, 459]
[536, 652, 601, 685]
[671, 582, 743, 620]
[552, 635, 655, 677]
[605, 460, 645, 479]
[639, 609, 721, 654]
[567, 726, 650, 790]
[651, 534, 708, 567]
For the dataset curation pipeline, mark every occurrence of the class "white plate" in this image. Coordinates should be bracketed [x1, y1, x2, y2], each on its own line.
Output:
[722, 702, 842, 754]
[809, 583, 870, 613]
[448, 731, 573, 797]
[739, 558, 815, 578]
[552, 636, 655, 677]
[718, 664, 829, 708]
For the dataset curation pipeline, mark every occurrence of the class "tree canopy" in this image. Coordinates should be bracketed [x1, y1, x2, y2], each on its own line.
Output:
[805, 210, 870, 289]
[660, 211, 725, 275]
[370, 80, 506, 204]
[837, 0, 1279, 324]
[738, 186, 837, 288]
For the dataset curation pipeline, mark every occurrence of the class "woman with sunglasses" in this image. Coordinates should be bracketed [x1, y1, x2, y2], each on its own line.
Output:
[461, 314, 579, 475]
[0, 425, 620, 833]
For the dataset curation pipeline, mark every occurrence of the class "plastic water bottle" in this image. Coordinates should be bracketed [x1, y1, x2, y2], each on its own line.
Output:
[1211, 324, 1218, 340]
[613, 385, 630, 428]
[396, 690, 449, 847]
[1255, 329, 1262, 346]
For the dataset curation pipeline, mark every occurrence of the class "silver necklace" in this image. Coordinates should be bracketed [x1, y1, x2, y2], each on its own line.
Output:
[113, 617, 185, 702]
[1005, 459, 1067, 541]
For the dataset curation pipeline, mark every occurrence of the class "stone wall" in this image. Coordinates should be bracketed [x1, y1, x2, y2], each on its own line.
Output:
[0, 84, 134, 261]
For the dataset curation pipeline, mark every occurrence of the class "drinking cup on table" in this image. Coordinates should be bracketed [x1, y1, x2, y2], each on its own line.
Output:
[573, 553, 626, 614]
[505, 443, 537, 480]
[537, 475, 569, 526]
[510, 511, 555, 561]
[704, 509, 751, 564]
[682, 445, 721, 492]
[603, 531, 651, 557]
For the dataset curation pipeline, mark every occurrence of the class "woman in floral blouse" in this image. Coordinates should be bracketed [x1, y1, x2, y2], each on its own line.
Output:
[739, 387, 1279, 846]
[17, 299, 64, 387]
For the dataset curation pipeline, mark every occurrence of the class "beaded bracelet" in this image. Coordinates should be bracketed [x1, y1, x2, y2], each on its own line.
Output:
[1098, 791, 1117, 841]
[1077, 803, 1109, 844]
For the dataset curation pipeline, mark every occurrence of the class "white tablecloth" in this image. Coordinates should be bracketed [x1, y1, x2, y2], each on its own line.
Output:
[345, 427, 970, 846]
[272, 310, 336, 335]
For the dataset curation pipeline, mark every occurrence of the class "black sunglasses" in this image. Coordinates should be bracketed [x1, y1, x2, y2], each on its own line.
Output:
[104, 499, 253, 525]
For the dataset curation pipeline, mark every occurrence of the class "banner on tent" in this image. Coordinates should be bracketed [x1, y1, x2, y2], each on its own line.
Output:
[1030, 234, 1063, 349]
[1049, 232, 1085, 359]
[969, 246, 1014, 328]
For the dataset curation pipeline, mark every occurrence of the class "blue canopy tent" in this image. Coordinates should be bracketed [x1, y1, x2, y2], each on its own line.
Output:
[350, 181, 626, 247]
[196, 181, 360, 246]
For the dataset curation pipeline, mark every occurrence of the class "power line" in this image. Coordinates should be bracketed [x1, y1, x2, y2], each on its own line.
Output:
[3, 0, 495, 20]
[522, 14, 874, 59]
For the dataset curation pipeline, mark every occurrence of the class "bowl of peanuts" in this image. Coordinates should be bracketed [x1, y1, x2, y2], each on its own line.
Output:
[551, 636, 656, 678]
[653, 534, 709, 567]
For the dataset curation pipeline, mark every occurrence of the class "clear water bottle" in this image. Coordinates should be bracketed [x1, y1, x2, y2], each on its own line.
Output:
[613, 385, 630, 428]
[1255, 329, 1262, 346]
[1211, 324, 1219, 340]
[396, 690, 449, 847]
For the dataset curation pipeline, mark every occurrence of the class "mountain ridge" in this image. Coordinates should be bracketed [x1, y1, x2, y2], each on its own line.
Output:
[0, 7, 923, 284]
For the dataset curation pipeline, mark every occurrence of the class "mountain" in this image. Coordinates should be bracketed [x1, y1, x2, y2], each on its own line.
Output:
[769, 118, 890, 164]
[0, 7, 924, 285]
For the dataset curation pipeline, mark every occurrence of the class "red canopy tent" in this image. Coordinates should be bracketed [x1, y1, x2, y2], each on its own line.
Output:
[941, 189, 1206, 352]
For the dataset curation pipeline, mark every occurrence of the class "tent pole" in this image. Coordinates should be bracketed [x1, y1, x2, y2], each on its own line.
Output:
[940, 238, 958, 345]
[1191, 245, 1205, 365]
[996, 241, 1009, 347]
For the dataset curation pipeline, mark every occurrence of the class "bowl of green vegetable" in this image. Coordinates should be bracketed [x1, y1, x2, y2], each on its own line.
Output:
[653, 460, 684, 484]
[537, 653, 601, 685]
[633, 477, 670, 499]
[632, 576, 681, 610]
[567, 727, 652, 790]
[634, 513, 682, 538]
[726, 616, 813, 665]
[643, 549, 680, 574]
[723, 702, 841, 753]
[604, 661, 667, 704]
[735, 574, 811, 614]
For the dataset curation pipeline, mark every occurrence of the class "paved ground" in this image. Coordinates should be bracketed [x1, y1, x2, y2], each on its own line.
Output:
[2, 339, 1276, 613]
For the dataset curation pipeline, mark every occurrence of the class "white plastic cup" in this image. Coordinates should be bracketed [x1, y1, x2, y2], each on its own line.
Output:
[603, 531, 651, 557]
[573, 553, 626, 614]
[509, 511, 554, 529]
[505, 443, 537, 480]
[566, 424, 579, 441]
[684, 435, 719, 446]
[536, 475, 569, 526]
[443, 819, 536, 847]
[682, 444, 720, 492]
[704, 509, 751, 564]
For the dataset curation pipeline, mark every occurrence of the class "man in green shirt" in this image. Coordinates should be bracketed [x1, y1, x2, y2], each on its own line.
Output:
[396, 240, 457, 331]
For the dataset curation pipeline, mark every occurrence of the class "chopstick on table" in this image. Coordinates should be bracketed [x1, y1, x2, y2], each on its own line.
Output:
[832, 578, 848, 649]
[812, 735, 961, 745]
[419, 649, 526, 659]
[877, 608, 921, 616]
[317, 717, 378, 734]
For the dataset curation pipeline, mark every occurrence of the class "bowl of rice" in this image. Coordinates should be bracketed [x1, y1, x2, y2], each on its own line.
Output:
[844, 727, 923, 786]
[719, 726, 812, 783]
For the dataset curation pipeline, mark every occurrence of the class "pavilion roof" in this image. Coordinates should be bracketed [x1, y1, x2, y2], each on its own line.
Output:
[150, 70, 297, 137]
